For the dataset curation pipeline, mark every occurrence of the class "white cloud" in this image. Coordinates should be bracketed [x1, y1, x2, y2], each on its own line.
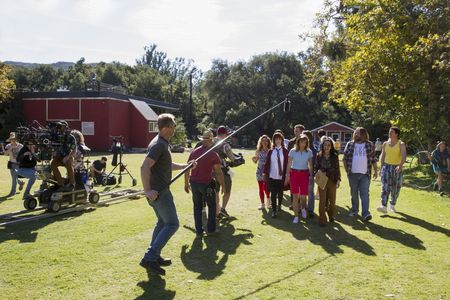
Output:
[0, 0, 324, 70]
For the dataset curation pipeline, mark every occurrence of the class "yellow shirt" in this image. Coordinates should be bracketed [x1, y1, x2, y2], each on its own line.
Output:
[385, 141, 402, 165]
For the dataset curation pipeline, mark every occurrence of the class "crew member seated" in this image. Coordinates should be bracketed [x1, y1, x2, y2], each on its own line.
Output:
[91, 156, 108, 184]
[50, 120, 77, 191]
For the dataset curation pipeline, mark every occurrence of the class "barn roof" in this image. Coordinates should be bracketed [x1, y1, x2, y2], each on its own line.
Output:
[311, 121, 355, 132]
[129, 99, 158, 121]
[18, 90, 179, 111]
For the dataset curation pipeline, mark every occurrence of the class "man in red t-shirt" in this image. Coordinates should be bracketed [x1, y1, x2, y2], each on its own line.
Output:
[184, 130, 225, 237]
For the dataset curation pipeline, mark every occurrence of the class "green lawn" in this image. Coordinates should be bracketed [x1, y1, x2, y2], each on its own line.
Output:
[0, 152, 449, 299]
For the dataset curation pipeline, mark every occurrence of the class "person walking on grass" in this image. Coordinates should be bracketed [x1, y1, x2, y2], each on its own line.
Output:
[303, 130, 317, 218]
[343, 127, 378, 222]
[184, 130, 225, 237]
[264, 131, 289, 218]
[140, 113, 195, 276]
[2, 132, 25, 197]
[377, 127, 407, 214]
[315, 138, 341, 226]
[252, 135, 272, 210]
[285, 134, 313, 223]
[431, 141, 450, 193]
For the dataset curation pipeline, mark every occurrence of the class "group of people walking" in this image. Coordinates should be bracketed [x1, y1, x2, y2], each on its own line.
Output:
[252, 125, 409, 226]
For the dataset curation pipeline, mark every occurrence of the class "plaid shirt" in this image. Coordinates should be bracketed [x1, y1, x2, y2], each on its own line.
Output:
[343, 141, 377, 175]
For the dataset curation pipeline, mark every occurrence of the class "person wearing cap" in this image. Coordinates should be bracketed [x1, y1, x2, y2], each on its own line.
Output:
[2, 132, 25, 198]
[184, 130, 225, 237]
[50, 120, 77, 191]
[214, 125, 236, 218]
[15, 139, 38, 199]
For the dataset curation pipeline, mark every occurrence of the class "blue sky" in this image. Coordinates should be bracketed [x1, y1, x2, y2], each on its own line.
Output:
[0, 0, 323, 71]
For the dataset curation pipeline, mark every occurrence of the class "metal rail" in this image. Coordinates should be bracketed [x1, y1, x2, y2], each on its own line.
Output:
[0, 189, 144, 226]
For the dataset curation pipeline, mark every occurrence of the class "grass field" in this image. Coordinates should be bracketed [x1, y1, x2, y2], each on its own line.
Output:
[0, 151, 449, 299]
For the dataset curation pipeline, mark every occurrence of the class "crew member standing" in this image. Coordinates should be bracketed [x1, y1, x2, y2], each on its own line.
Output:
[184, 131, 225, 237]
[3, 132, 25, 197]
[140, 113, 194, 276]
[215, 126, 235, 219]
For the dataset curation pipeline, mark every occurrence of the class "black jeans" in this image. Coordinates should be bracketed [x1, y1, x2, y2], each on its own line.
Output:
[190, 180, 217, 234]
[269, 178, 284, 212]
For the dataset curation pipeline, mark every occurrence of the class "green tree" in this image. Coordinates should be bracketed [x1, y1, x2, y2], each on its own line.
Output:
[326, 0, 450, 146]
[0, 63, 15, 102]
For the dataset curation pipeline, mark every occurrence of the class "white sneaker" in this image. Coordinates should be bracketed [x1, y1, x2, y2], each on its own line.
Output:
[293, 216, 299, 223]
[258, 203, 264, 210]
[389, 205, 396, 213]
[377, 205, 387, 213]
[301, 209, 307, 219]
[348, 211, 357, 217]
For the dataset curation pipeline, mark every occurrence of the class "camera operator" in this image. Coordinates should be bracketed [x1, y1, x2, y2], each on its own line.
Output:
[2, 132, 25, 197]
[15, 139, 38, 199]
[50, 120, 77, 191]
[91, 156, 108, 184]
[214, 125, 236, 219]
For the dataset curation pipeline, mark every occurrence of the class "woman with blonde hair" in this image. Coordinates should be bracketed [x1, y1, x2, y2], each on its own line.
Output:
[252, 135, 272, 209]
[285, 134, 313, 223]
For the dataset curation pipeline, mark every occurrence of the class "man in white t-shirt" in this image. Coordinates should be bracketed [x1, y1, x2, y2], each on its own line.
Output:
[343, 127, 378, 221]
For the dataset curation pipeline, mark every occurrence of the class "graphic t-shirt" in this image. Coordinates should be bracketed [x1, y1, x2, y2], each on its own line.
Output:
[351, 143, 367, 174]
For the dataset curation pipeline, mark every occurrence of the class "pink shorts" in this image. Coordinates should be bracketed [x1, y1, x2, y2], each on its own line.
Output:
[290, 169, 309, 196]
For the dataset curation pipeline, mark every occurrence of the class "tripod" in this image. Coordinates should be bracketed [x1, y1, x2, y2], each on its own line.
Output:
[107, 137, 137, 186]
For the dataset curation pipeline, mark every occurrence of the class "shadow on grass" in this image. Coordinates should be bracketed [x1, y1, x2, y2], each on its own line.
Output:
[180, 218, 254, 280]
[0, 210, 95, 244]
[136, 273, 176, 300]
[382, 211, 450, 237]
[233, 254, 333, 300]
[261, 205, 376, 256]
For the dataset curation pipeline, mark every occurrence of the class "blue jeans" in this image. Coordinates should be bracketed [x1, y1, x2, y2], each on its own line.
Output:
[307, 174, 315, 213]
[144, 189, 179, 261]
[348, 173, 371, 218]
[9, 162, 20, 194]
[15, 168, 37, 197]
[190, 181, 216, 234]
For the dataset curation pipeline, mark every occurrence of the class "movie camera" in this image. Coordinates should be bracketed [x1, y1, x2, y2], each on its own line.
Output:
[13, 121, 100, 211]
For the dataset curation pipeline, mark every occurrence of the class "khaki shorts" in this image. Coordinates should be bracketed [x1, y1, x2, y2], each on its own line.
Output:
[215, 172, 232, 194]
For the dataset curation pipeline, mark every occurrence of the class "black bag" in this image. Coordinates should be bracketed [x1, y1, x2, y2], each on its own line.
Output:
[106, 175, 116, 185]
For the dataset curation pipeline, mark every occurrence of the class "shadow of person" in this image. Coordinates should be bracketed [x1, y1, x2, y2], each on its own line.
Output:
[0, 210, 95, 244]
[383, 211, 450, 237]
[261, 205, 376, 256]
[181, 220, 253, 280]
[136, 272, 176, 300]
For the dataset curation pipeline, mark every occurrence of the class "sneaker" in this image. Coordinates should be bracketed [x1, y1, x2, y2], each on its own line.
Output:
[266, 199, 271, 208]
[157, 256, 172, 267]
[139, 259, 166, 276]
[377, 205, 387, 213]
[293, 216, 299, 223]
[271, 211, 277, 218]
[258, 203, 265, 210]
[363, 214, 372, 222]
[18, 181, 25, 191]
[389, 205, 396, 213]
[348, 211, 357, 217]
[301, 208, 307, 219]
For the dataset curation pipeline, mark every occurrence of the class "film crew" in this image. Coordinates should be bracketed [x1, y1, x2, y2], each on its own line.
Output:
[214, 125, 236, 219]
[140, 113, 196, 276]
[91, 156, 108, 184]
[184, 130, 225, 237]
[2, 132, 25, 198]
[15, 139, 38, 199]
[50, 120, 77, 192]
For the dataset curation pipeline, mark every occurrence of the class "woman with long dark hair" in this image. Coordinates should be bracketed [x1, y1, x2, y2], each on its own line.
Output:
[315, 138, 341, 226]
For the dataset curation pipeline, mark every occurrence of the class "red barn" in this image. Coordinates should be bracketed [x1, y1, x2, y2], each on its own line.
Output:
[311, 122, 355, 152]
[20, 91, 178, 151]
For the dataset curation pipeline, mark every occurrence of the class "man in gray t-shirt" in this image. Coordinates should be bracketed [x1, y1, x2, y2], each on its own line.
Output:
[140, 113, 192, 276]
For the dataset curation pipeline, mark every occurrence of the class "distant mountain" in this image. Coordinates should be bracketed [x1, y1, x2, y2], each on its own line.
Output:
[4, 61, 75, 70]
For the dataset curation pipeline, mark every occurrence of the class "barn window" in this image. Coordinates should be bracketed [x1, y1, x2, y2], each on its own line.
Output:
[148, 122, 159, 132]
